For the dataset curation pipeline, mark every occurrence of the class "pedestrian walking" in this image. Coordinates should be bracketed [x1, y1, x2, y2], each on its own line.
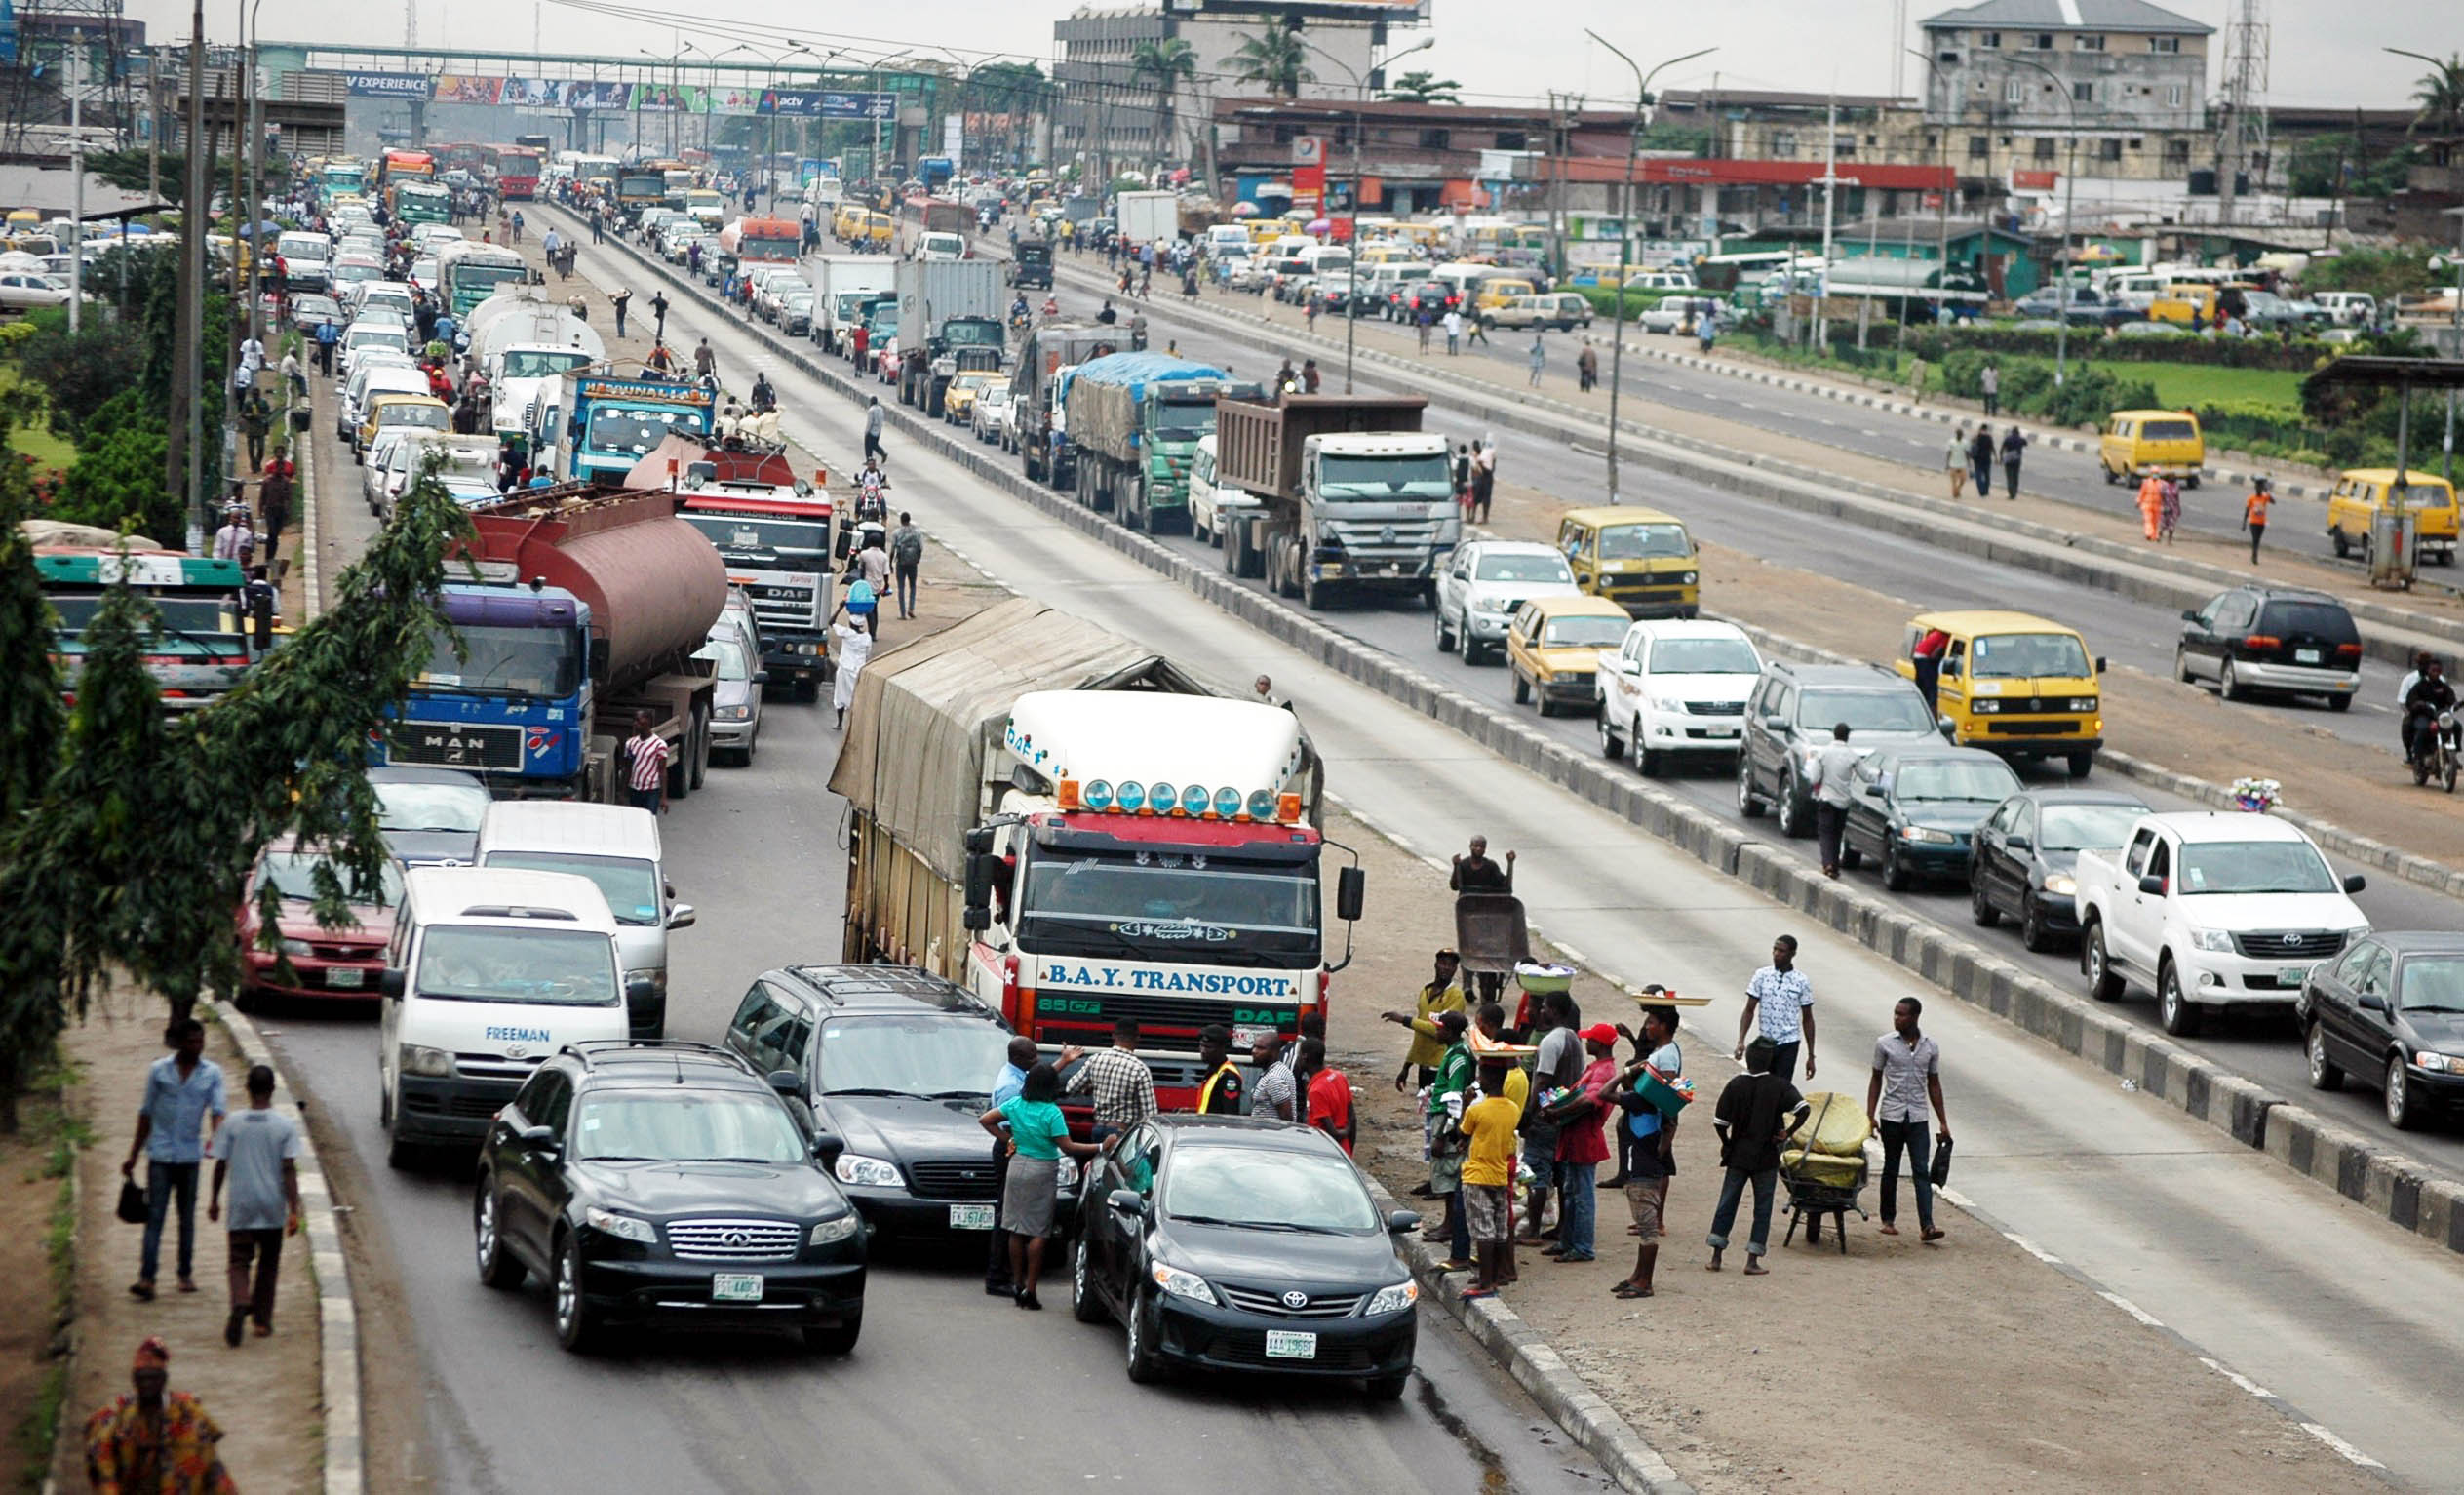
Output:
[1968, 424, 1996, 499]
[82, 1338, 236, 1494]
[977, 1062, 1102, 1310]
[1807, 723, 1858, 878]
[1696, 300, 1717, 354]
[611, 287, 632, 340]
[1608, 1004, 1682, 1298]
[649, 289, 670, 342]
[1978, 361, 2000, 417]
[1539, 1023, 1619, 1264]
[2000, 425, 2026, 499]
[1945, 423, 1970, 498]
[238, 389, 271, 471]
[1303, 1037, 1355, 1154]
[830, 612, 873, 728]
[2243, 477, 2273, 563]
[863, 396, 886, 463]
[206, 1064, 301, 1346]
[211, 506, 254, 566]
[1467, 309, 1491, 348]
[1704, 1038, 1808, 1276]
[1577, 338, 1598, 393]
[693, 337, 717, 384]
[121, 1019, 226, 1301]
[257, 456, 292, 550]
[1442, 307, 1463, 355]
[620, 710, 669, 815]
[1416, 303, 1433, 353]
[1457, 1056, 1523, 1299]
[889, 510, 924, 618]
[1522, 333, 1545, 386]
[1866, 997, 1951, 1243]
[1470, 440, 1497, 524]
[2136, 473, 2166, 541]
[1736, 934, 1816, 1082]
[1305, 295, 1320, 334]
[1301, 357, 1321, 395]
[314, 319, 338, 374]
[2159, 475, 2182, 543]
[1058, 1019, 1155, 1145]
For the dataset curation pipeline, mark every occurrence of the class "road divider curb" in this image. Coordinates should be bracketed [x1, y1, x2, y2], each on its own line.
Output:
[583, 211, 2464, 1265]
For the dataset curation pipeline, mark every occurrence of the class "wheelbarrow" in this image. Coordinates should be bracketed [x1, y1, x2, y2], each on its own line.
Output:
[1453, 893, 1529, 1006]
[1779, 1090, 1873, 1255]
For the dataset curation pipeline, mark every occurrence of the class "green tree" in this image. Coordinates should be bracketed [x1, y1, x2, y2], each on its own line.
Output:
[0, 403, 63, 828]
[55, 423, 176, 543]
[1381, 69, 1461, 105]
[971, 60, 1051, 168]
[1131, 38, 1199, 163]
[1231, 28, 1315, 99]
[2390, 50, 2464, 137]
[18, 321, 146, 441]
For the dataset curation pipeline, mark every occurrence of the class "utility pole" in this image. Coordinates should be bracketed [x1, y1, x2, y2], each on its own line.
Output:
[67, 30, 83, 334]
[1813, 92, 1839, 350]
[178, 0, 209, 550]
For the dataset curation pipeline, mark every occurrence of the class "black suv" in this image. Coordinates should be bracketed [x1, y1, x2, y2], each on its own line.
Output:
[2175, 586, 2362, 710]
[472, 1041, 866, 1355]
[1737, 660, 1943, 837]
[723, 965, 1048, 1240]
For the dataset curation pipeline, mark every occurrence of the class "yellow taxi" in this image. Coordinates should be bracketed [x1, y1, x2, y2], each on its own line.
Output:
[2098, 410, 2205, 487]
[2327, 468, 2458, 566]
[355, 392, 450, 457]
[1506, 594, 1634, 716]
[943, 372, 1006, 426]
[1472, 275, 1538, 313]
[1555, 506, 1700, 618]
[2147, 283, 2219, 325]
[1892, 610, 2106, 776]
[832, 203, 867, 241]
[861, 211, 894, 251]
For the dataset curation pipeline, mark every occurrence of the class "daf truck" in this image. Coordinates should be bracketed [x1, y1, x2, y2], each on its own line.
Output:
[1212, 395, 1459, 610]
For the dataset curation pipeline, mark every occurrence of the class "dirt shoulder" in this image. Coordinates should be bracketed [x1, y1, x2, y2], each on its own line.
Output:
[1317, 801, 2376, 1495]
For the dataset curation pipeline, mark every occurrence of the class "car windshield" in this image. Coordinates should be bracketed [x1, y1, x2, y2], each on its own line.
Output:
[1476, 553, 1573, 583]
[691, 635, 754, 681]
[1596, 523, 1691, 561]
[348, 329, 406, 351]
[2177, 840, 2339, 895]
[413, 925, 619, 1004]
[2038, 804, 2146, 852]
[483, 852, 661, 926]
[2398, 956, 2464, 1013]
[1651, 637, 1761, 675]
[1970, 632, 2091, 679]
[373, 779, 490, 834]
[1797, 688, 1935, 732]
[572, 1092, 807, 1163]
[497, 349, 592, 380]
[376, 403, 448, 432]
[1019, 848, 1320, 969]
[1163, 1144, 1380, 1233]
[415, 622, 581, 700]
[1153, 402, 1214, 442]
[587, 406, 692, 454]
[256, 850, 402, 906]
[814, 1013, 1013, 1098]
[1891, 759, 2021, 803]
[1542, 615, 1629, 649]
[1317, 452, 1452, 499]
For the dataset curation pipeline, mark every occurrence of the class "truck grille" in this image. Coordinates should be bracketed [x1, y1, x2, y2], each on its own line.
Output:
[907, 1161, 1000, 1200]
[667, 1218, 803, 1262]
[387, 721, 526, 770]
[1216, 1284, 1365, 1318]
[1032, 991, 1299, 1044]
[2230, 930, 2347, 960]
[1684, 700, 1745, 716]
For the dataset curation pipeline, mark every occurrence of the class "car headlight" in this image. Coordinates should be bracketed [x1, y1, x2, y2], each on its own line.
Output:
[1150, 1261, 1216, 1305]
[1900, 825, 1955, 845]
[399, 1043, 453, 1078]
[833, 1154, 903, 1188]
[1051, 1157, 1079, 1190]
[583, 1206, 658, 1244]
[1680, 571, 1698, 585]
[715, 704, 752, 722]
[2067, 697, 2099, 713]
[809, 1213, 862, 1245]
[1472, 596, 1509, 616]
[279, 938, 315, 957]
[624, 966, 667, 996]
[1970, 698, 2002, 714]
[2043, 873, 2077, 897]
[2190, 928, 2236, 953]
[1364, 1279, 1419, 1317]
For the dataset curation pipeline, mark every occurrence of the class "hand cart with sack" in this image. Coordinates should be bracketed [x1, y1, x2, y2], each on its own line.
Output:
[1780, 1090, 1873, 1254]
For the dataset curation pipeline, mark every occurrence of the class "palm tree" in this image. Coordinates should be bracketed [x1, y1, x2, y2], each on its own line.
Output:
[2390, 49, 2464, 138]
[971, 59, 1049, 170]
[1131, 38, 1198, 168]
[1231, 27, 1315, 100]
[1381, 69, 1461, 105]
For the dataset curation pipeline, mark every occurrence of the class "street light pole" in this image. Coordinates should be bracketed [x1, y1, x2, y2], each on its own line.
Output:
[1298, 35, 1431, 395]
[1586, 35, 1715, 504]
[2004, 54, 2079, 386]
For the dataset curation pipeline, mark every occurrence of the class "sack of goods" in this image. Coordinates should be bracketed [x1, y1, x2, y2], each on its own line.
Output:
[1780, 1091, 1873, 1189]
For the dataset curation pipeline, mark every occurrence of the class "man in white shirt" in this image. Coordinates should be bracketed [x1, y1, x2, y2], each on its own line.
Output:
[1441, 308, 1464, 356]
[1806, 722, 1860, 879]
[1736, 934, 1815, 1082]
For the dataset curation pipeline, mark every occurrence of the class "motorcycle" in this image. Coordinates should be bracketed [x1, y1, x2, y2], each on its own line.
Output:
[2411, 707, 2461, 792]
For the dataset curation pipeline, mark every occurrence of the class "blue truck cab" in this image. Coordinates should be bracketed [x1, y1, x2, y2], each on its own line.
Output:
[535, 374, 718, 486]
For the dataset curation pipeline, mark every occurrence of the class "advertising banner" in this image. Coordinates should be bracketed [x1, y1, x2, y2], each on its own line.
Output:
[433, 74, 505, 104]
[345, 71, 430, 99]
[709, 86, 768, 117]
[502, 76, 567, 108]
[565, 79, 632, 110]
[760, 89, 896, 120]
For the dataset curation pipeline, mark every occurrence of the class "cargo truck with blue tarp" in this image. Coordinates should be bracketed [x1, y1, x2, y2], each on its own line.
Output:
[1060, 352, 1259, 534]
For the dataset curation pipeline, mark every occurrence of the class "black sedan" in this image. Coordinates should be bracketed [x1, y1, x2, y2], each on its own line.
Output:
[2301, 931, 2464, 1130]
[473, 1042, 866, 1354]
[1842, 747, 2022, 890]
[1969, 788, 2150, 950]
[1070, 1115, 1421, 1397]
[369, 766, 492, 868]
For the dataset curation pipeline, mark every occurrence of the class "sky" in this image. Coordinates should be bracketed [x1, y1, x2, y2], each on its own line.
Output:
[121, 0, 2450, 113]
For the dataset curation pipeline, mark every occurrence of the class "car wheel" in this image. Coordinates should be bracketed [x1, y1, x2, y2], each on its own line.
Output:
[1512, 672, 1531, 706]
[2327, 693, 2353, 713]
[2067, 751, 2093, 779]
[1597, 708, 1624, 762]
[2018, 891, 2054, 953]
[1778, 773, 1811, 838]
[1537, 690, 1557, 718]
[2218, 660, 2247, 702]
[553, 1233, 604, 1353]
[1970, 872, 2001, 927]
[1737, 756, 1768, 818]
[802, 1313, 862, 1355]
[382, 1089, 417, 1170]
[474, 1180, 525, 1289]
[2157, 957, 2202, 1036]
[1881, 837, 1912, 890]
[1366, 1370, 1411, 1401]
[2084, 919, 2125, 1002]
[1071, 1234, 1108, 1324]
[2173, 647, 2196, 685]
[1434, 606, 1455, 653]
[1639, 746, 1665, 776]
[2387, 1054, 2424, 1130]
[2305, 1021, 2344, 1091]
[2331, 527, 2351, 559]
[1123, 1287, 1165, 1385]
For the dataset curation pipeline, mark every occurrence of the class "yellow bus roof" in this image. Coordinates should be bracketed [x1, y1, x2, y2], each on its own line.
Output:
[1521, 593, 1635, 619]
[1561, 505, 1686, 527]
[1909, 610, 2086, 637]
[2342, 469, 2456, 491]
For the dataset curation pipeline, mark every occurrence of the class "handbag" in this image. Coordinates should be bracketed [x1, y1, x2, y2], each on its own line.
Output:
[1930, 1135, 1955, 1188]
[116, 1178, 150, 1225]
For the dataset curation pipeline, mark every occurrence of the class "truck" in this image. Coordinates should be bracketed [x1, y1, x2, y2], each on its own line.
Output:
[392, 179, 452, 226]
[616, 169, 669, 217]
[437, 239, 532, 319]
[633, 435, 836, 701]
[828, 598, 1364, 1106]
[900, 194, 974, 239]
[1012, 322, 1127, 487]
[892, 257, 1007, 416]
[533, 373, 717, 486]
[1212, 396, 1460, 610]
[1060, 353, 1255, 533]
[476, 317, 604, 463]
[1007, 239, 1052, 290]
[803, 255, 898, 356]
[1114, 189, 1178, 251]
[2072, 810, 2369, 1038]
[718, 216, 802, 266]
[385, 485, 724, 801]
[33, 546, 258, 710]
[915, 157, 956, 194]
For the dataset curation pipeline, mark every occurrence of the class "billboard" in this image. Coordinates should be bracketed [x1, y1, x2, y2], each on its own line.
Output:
[502, 76, 567, 108]
[565, 80, 631, 110]
[630, 82, 706, 113]
[760, 89, 896, 120]
[434, 74, 505, 104]
[345, 71, 430, 99]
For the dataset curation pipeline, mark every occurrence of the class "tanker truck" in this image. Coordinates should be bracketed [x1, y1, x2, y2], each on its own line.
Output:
[1060, 352, 1258, 533]
[380, 484, 725, 800]
[829, 599, 1364, 1108]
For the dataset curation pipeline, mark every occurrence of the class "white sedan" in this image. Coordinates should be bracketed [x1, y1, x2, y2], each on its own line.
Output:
[0, 271, 71, 310]
[972, 382, 1017, 446]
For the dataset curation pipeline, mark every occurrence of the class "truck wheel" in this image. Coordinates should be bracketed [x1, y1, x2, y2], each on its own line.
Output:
[1300, 565, 1325, 610]
[2156, 957, 2201, 1036]
[689, 709, 710, 791]
[667, 739, 689, 801]
[2066, 751, 2094, 778]
[1124, 477, 1147, 531]
[2083, 919, 2125, 1002]
[1223, 523, 1242, 575]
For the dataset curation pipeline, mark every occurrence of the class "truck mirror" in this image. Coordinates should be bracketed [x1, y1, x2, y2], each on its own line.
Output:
[962, 827, 997, 855]
[588, 638, 610, 684]
[1336, 865, 1366, 923]
[964, 850, 997, 915]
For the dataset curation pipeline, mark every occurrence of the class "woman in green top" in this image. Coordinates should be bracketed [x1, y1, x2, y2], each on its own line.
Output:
[978, 1063, 1102, 1310]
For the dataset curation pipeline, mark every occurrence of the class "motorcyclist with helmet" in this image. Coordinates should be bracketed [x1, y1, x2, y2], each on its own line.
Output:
[2404, 656, 2456, 769]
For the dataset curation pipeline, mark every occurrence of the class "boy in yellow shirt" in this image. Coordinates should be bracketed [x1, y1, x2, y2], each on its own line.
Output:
[1458, 1057, 1524, 1300]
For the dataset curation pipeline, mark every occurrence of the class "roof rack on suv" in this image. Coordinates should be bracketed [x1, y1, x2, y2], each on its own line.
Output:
[562, 1039, 754, 1073]
[780, 964, 997, 1014]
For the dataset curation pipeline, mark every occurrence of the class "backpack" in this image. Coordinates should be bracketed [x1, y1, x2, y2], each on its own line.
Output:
[891, 528, 924, 567]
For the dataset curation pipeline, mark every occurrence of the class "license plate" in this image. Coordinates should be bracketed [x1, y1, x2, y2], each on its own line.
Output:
[1708, 726, 1738, 737]
[2295, 649, 2322, 664]
[949, 1203, 996, 1231]
[1232, 1025, 1278, 1050]
[711, 1273, 763, 1302]
[1265, 1330, 1317, 1360]
[2278, 965, 2312, 987]
[325, 966, 365, 989]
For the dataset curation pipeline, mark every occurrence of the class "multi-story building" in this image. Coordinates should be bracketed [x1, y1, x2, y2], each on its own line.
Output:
[1917, 0, 2212, 188]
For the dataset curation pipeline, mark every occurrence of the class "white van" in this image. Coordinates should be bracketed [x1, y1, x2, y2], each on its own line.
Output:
[377, 867, 634, 1165]
[475, 801, 692, 1040]
[1299, 243, 1351, 278]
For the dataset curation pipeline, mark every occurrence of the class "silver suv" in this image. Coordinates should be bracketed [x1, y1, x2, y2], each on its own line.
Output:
[1433, 540, 1579, 664]
[1736, 661, 1941, 838]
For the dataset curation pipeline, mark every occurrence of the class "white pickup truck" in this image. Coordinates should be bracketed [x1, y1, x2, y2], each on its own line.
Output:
[1593, 618, 1764, 775]
[2073, 810, 2368, 1036]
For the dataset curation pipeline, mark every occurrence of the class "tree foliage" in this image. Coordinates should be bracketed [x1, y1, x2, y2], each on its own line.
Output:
[16, 321, 147, 442]
[1381, 70, 1461, 105]
[1231, 28, 1315, 99]
[1131, 38, 1198, 156]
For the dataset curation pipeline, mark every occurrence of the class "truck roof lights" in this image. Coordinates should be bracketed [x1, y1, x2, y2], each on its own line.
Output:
[1080, 778, 1114, 810]
[1277, 792, 1302, 825]
[1246, 789, 1278, 822]
[1055, 777, 1082, 811]
[1211, 786, 1243, 818]
[1115, 780, 1147, 812]
[1151, 782, 1178, 817]
[1178, 784, 1210, 816]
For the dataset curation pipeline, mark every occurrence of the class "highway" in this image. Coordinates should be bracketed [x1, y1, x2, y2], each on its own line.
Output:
[519, 208, 2464, 1485]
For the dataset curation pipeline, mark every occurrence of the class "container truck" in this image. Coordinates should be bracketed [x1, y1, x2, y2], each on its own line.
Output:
[1213, 395, 1459, 610]
[1012, 322, 1127, 486]
[803, 255, 898, 355]
[1115, 189, 1178, 251]
[1060, 352, 1256, 533]
[892, 257, 1007, 416]
[533, 372, 718, 485]
[383, 485, 724, 801]
[829, 599, 1364, 1107]
[632, 434, 836, 701]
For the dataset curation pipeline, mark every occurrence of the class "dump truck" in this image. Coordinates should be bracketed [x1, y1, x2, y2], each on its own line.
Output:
[829, 599, 1364, 1108]
[1060, 352, 1256, 533]
[1012, 322, 1128, 487]
[1212, 395, 1459, 610]
[893, 257, 1007, 416]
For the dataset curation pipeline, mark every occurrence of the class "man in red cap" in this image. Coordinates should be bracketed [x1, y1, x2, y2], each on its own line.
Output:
[84, 1337, 236, 1493]
[1538, 1023, 1621, 1264]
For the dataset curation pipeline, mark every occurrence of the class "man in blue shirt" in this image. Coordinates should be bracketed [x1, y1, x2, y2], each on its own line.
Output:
[120, 1019, 227, 1299]
[986, 1035, 1037, 1295]
[1608, 1005, 1680, 1299]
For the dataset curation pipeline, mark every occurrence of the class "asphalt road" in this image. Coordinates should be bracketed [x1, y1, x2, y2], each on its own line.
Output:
[538, 219, 2464, 1485]
[273, 302, 1615, 1495]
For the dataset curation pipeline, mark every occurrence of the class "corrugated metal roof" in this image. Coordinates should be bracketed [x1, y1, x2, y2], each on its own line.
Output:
[1921, 0, 2213, 33]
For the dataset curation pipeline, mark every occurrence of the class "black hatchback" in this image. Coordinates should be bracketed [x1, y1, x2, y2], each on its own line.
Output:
[472, 1042, 867, 1354]
[1070, 1116, 1422, 1398]
[2175, 587, 2362, 709]
[1840, 747, 2022, 890]
[1969, 788, 2150, 950]
[2300, 931, 2464, 1130]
